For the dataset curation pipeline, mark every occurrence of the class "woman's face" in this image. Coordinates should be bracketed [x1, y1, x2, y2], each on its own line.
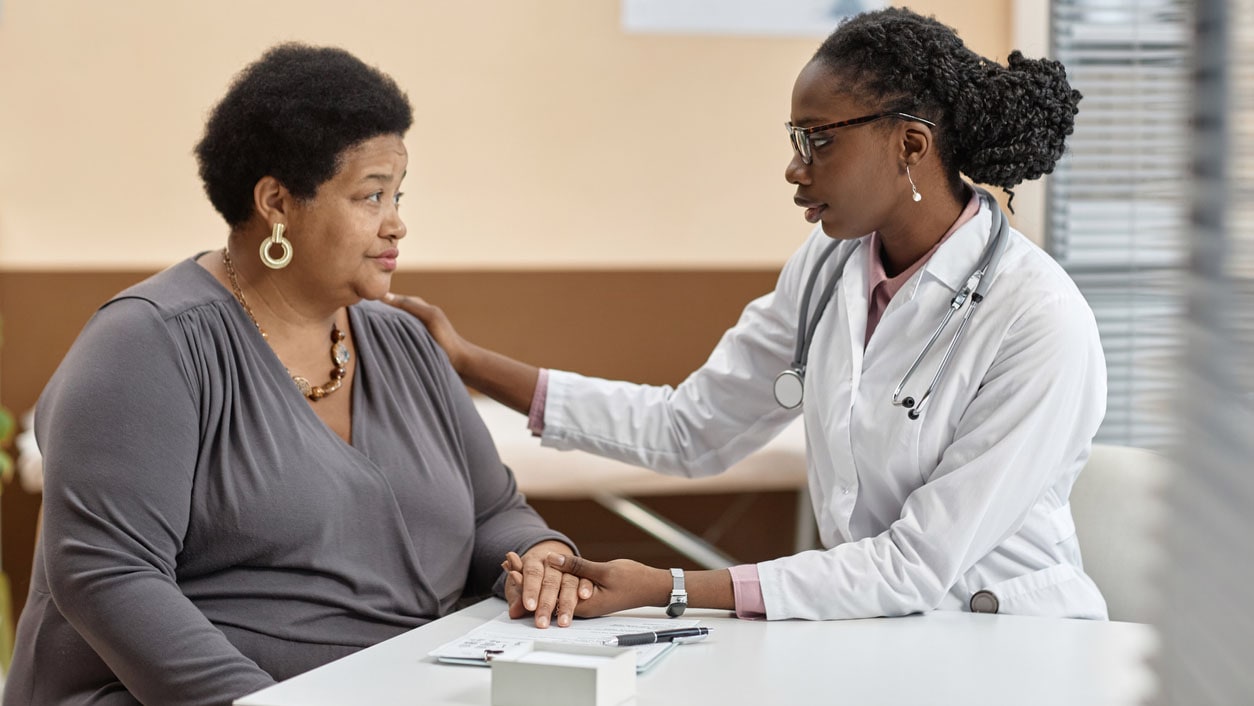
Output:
[285, 133, 409, 304]
[785, 61, 901, 240]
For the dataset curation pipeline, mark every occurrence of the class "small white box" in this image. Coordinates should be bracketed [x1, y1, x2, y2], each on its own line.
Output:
[490, 641, 637, 706]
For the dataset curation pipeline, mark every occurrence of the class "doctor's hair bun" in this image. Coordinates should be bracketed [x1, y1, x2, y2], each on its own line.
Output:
[953, 51, 1082, 190]
[814, 8, 1082, 198]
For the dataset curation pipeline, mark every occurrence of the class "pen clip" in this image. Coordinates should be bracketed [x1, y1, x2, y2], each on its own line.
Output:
[672, 634, 708, 645]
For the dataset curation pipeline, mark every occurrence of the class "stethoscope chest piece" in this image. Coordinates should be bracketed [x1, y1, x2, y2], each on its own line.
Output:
[774, 368, 805, 409]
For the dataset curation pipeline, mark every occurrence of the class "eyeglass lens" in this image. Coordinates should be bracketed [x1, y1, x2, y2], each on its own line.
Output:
[787, 127, 812, 164]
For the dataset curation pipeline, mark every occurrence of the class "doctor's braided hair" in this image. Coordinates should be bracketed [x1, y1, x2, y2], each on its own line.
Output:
[813, 8, 1081, 205]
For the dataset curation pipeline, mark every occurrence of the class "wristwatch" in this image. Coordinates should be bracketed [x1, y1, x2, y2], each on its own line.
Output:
[665, 568, 688, 617]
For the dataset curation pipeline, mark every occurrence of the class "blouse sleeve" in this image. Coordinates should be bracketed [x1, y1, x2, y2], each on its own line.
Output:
[37, 299, 275, 705]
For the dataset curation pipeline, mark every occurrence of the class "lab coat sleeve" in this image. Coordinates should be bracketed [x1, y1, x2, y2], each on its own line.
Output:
[539, 228, 836, 477]
[757, 288, 1106, 619]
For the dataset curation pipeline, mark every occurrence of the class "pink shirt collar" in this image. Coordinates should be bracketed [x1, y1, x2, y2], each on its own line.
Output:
[864, 189, 982, 346]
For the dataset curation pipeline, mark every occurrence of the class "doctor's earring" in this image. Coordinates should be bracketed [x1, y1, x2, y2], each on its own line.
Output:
[906, 166, 922, 203]
[260, 222, 293, 269]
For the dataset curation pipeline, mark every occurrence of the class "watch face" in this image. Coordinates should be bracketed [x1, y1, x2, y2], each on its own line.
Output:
[666, 602, 687, 618]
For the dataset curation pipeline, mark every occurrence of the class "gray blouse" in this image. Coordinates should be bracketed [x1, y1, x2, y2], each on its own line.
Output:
[5, 258, 570, 705]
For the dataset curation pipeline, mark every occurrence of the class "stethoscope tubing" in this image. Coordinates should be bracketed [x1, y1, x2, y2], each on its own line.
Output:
[893, 196, 1008, 418]
[905, 295, 981, 419]
[791, 239, 862, 373]
[890, 299, 961, 411]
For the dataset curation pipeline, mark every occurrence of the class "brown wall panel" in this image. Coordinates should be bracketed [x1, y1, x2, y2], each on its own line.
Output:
[0, 267, 779, 620]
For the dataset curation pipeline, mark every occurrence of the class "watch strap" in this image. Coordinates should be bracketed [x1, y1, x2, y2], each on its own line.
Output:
[666, 568, 687, 617]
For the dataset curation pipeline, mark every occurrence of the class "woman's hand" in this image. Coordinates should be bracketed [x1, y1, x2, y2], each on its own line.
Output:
[383, 293, 473, 374]
[502, 541, 594, 628]
[542, 554, 671, 618]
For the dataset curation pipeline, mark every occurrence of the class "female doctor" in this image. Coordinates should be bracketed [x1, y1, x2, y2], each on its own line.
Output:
[391, 7, 1107, 624]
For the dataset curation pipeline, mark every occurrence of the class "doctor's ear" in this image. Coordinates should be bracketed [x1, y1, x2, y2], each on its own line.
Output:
[898, 123, 933, 167]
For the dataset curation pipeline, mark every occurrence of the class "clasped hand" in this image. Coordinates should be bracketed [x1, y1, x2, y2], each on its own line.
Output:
[503, 544, 667, 628]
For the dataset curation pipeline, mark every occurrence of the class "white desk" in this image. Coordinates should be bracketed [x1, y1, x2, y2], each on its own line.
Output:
[236, 598, 1157, 706]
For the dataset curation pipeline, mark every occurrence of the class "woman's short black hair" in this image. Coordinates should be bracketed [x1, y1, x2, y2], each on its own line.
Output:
[814, 8, 1081, 202]
[195, 43, 413, 227]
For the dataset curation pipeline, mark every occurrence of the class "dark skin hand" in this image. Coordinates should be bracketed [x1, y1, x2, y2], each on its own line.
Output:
[539, 554, 736, 617]
[501, 544, 594, 628]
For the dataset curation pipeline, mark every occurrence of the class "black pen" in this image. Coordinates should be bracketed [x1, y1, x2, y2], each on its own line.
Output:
[603, 627, 711, 647]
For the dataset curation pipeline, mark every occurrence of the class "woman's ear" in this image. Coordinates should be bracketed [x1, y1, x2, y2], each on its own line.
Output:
[900, 122, 933, 167]
[252, 176, 291, 224]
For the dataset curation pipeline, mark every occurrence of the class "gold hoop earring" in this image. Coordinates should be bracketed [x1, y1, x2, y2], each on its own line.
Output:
[260, 223, 293, 269]
[906, 166, 922, 202]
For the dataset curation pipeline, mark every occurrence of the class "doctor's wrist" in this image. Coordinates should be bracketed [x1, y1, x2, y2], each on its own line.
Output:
[648, 566, 673, 608]
[457, 345, 543, 416]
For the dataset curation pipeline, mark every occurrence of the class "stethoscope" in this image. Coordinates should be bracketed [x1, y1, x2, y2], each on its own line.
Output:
[773, 187, 1010, 420]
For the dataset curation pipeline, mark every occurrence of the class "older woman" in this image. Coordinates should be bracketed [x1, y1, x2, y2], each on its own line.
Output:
[4, 44, 581, 705]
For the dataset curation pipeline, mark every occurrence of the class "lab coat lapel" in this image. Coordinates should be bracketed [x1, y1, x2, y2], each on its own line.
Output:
[872, 203, 998, 351]
[797, 238, 868, 546]
[917, 203, 995, 295]
[830, 239, 870, 544]
[868, 205, 993, 355]
[839, 239, 870, 402]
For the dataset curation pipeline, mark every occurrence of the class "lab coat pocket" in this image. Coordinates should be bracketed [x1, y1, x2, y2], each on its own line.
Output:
[975, 564, 1106, 619]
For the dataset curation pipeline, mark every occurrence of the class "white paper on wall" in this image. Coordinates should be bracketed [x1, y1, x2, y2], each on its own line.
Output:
[622, 0, 887, 37]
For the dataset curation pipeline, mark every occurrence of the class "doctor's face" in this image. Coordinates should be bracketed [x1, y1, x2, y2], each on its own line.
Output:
[785, 61, 902, 240]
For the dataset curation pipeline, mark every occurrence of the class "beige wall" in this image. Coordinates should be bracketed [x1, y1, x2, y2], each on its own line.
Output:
[0, 0, 1011, 271]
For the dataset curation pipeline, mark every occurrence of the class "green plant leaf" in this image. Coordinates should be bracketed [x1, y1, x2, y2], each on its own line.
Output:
[0, 451, 13, 486]
[0, 407, 14, 445]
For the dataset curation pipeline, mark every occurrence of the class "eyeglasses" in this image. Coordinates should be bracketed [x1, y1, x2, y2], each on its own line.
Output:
[785, 112, 937, 165]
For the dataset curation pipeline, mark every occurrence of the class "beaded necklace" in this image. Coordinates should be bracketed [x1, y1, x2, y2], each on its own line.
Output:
[223, 247, 351, 401]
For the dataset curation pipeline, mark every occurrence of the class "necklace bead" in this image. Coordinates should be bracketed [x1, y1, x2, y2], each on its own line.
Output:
[223, 247, 350, 401]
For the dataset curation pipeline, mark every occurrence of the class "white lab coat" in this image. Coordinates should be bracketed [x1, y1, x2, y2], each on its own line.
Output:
[541, 199, 1108, 621]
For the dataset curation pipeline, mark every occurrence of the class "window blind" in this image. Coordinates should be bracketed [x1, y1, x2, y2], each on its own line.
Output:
[1154, 0, 1254, 702]
[1048, 0, 1190, 449]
